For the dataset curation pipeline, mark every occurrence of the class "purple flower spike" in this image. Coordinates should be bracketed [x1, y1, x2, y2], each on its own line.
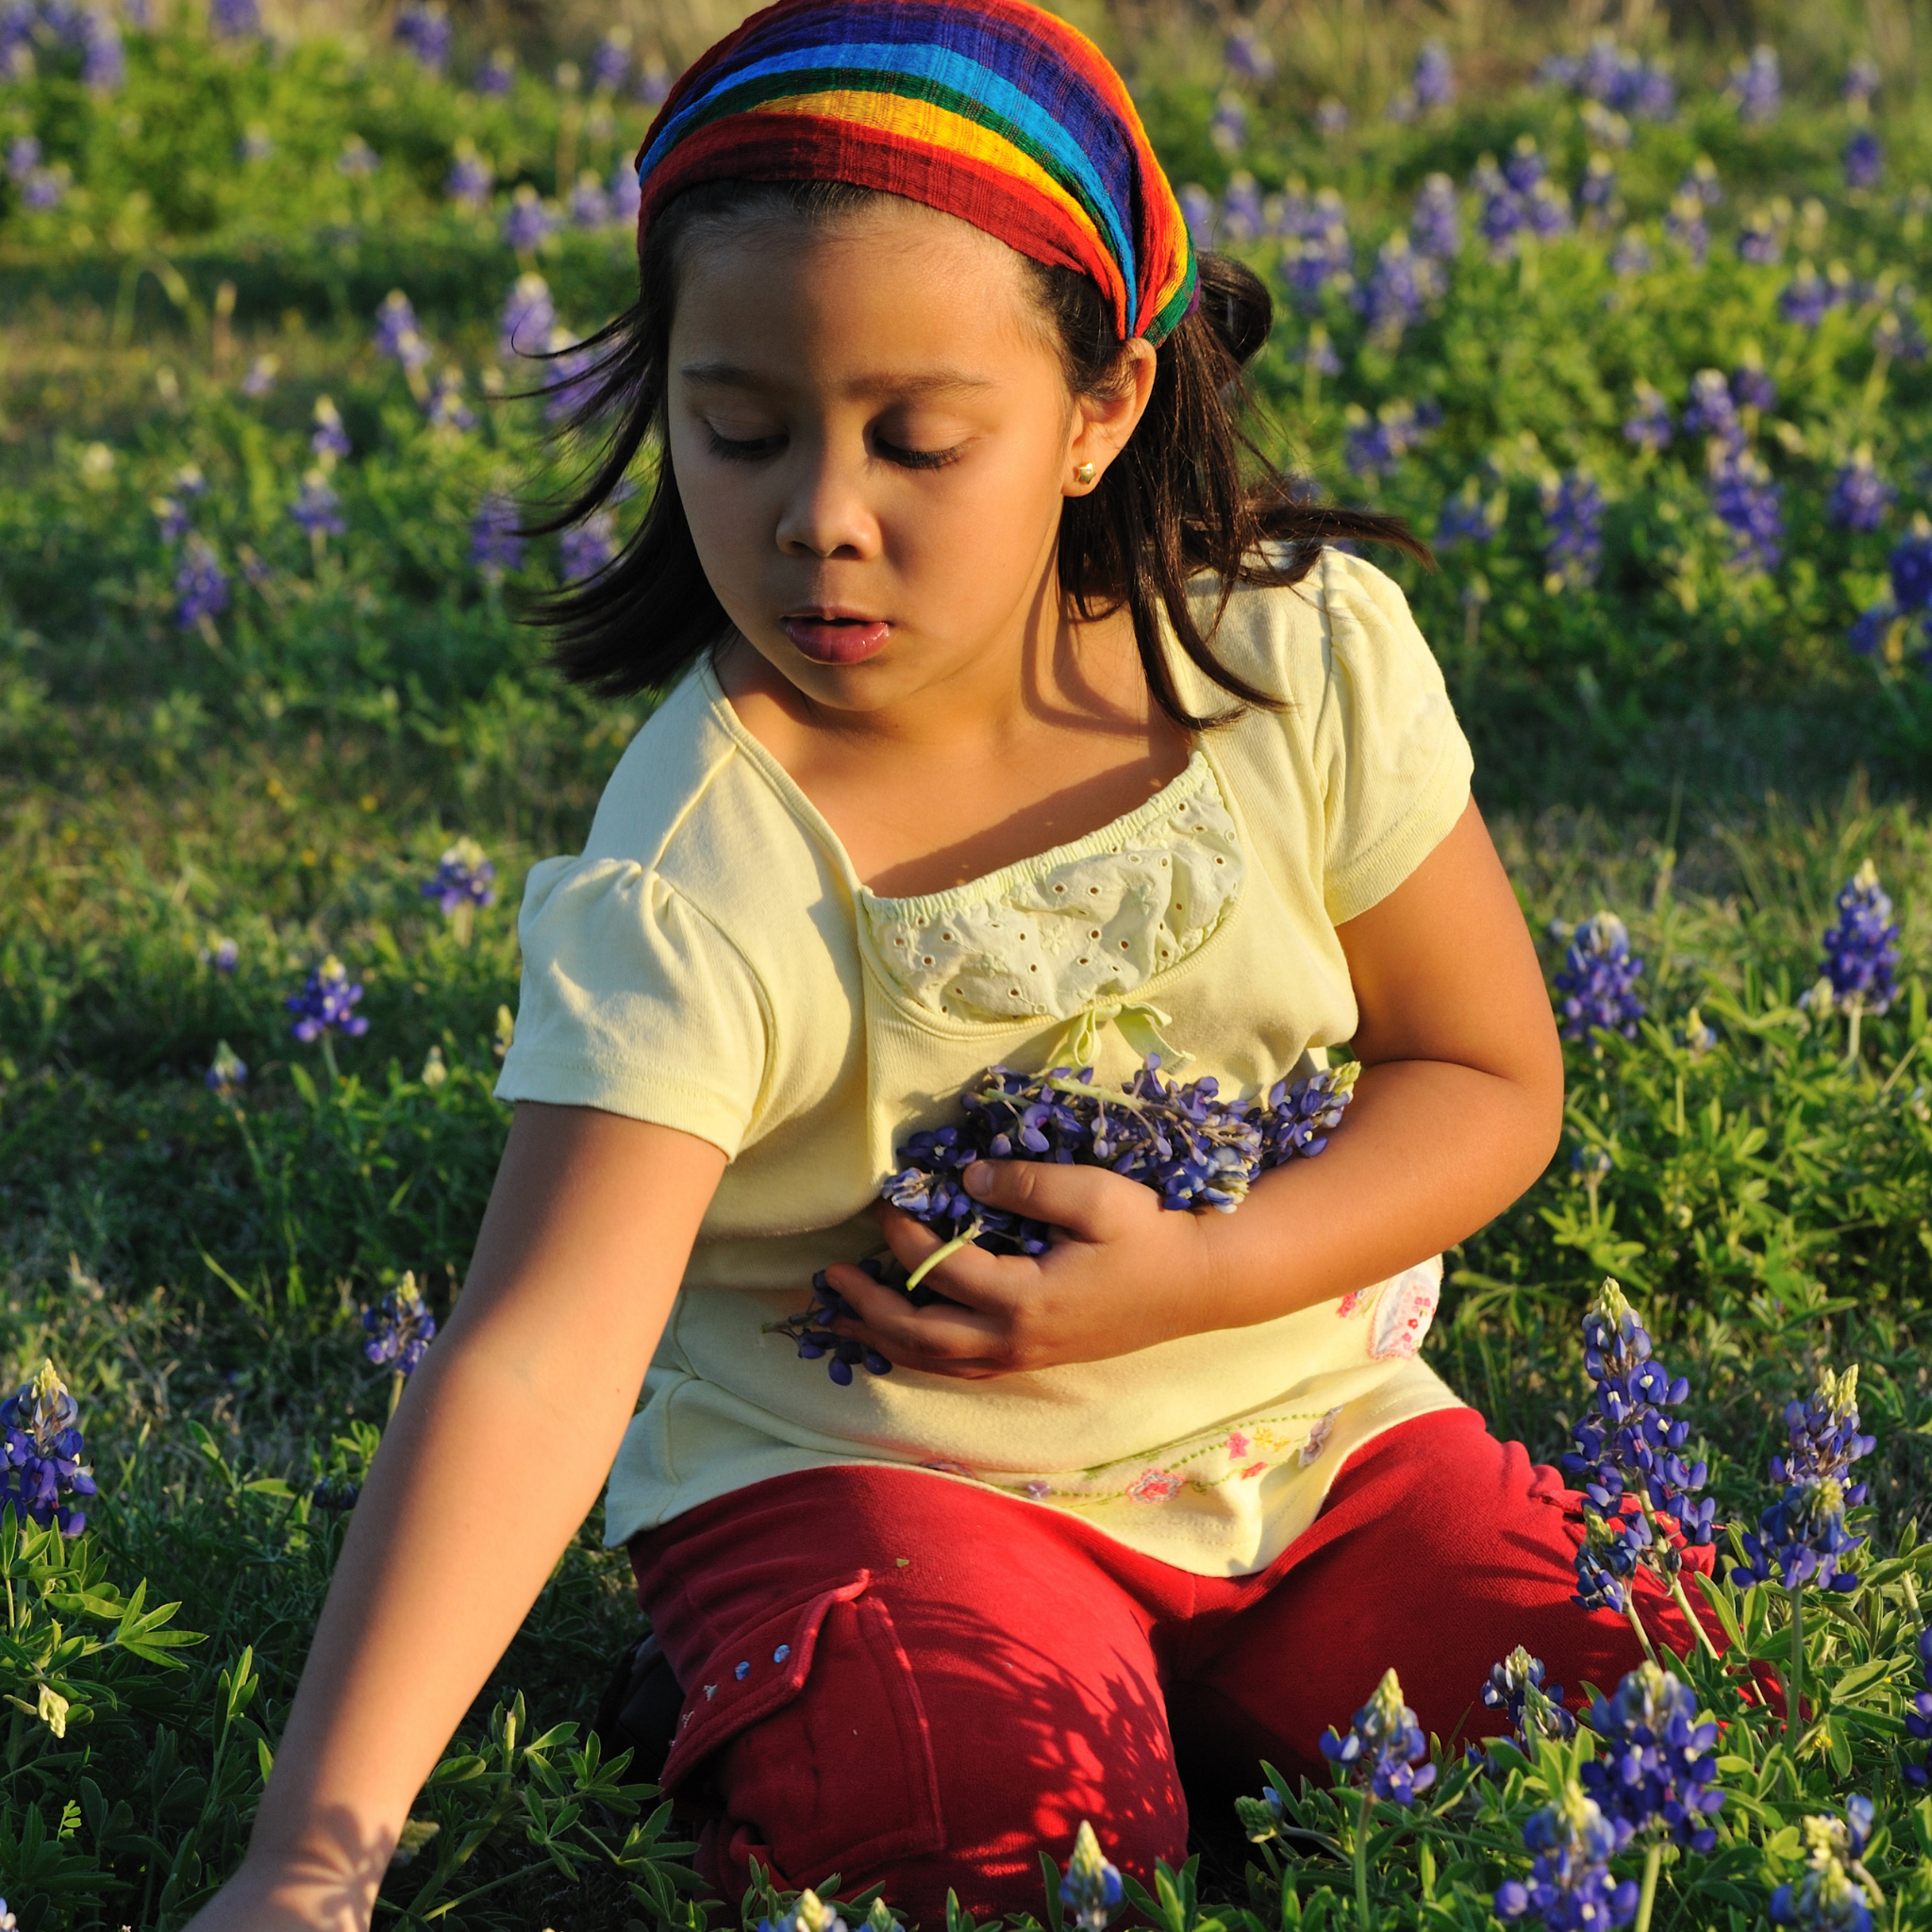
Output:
[1815, 863, 1900, 1016]
[1553, 913, 1644, 1038]
[1409, 173, 1458, 260]
[1320, 1667, 1436, 1805]
[1581, 1662, 1725, 1851]
[1412, 40, 1453, 110]
[0, 1361, 98, 1537]
[1843, 129, 1882, 192]
[1540, 473, 1603, 591]
[374, 290, 431, 374]
[394, 0, 450, 72]
[311, 395, 351, 462]
[1826, 452, 1892, 532]
[175, 538, 229, 631]
[206, 1041, 248, 1097]
[1495, 1782, 1638, 1929]
[286, 955, 369, 1043]
[1483, 1646, 1577, 1749]
[503, 184, 558, 254]
[290, 469, 346, 539]
[1060, 1822, 1125, 1932]
[1770, 1803, 1877, 1930]
[471, 493, 525, 576]
[1623, 382, 1673, 453]
[362, 1274, 437, 1375]
[475, 47, 515, 94]
[422, 836, 496, 915]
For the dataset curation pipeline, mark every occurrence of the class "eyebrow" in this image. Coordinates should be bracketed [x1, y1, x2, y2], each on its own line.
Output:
[676, 360, 995, 398]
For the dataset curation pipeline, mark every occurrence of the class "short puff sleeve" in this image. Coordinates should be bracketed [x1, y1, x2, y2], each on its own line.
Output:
[493, 855, 770, 1159]
[1309, 550, 1474, 925]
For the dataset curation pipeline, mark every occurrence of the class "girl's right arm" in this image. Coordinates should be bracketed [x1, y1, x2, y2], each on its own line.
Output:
[186, 1101, 727, 1932]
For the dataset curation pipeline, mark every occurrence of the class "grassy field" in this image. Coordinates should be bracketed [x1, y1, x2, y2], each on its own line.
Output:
[5, 0, 1932, 1926]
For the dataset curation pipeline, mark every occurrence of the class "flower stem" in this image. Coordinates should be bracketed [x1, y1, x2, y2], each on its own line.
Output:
[1787, 1583, 1805, 1749]
[1846, 999, 1864, 1066]
[321, 1033, 340, 1088]
[1623, 1593, 1660, 1666]
[1633, 1837, 1663, 1932]
[389, 1370, 405, 1423]
[1668, 1574, 1721, 1660]
[904, 1218, 984, 1292]
[1353, 1788, 1374, 1932]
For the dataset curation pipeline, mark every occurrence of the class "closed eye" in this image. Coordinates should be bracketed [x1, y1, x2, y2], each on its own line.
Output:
[873, 437, 964, 472]
[706, 427, 785, 462]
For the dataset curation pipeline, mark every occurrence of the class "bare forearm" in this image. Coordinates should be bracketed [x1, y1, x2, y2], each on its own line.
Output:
[243, 1332, 641, 1897]
[1194, 1056, 1560, 1330]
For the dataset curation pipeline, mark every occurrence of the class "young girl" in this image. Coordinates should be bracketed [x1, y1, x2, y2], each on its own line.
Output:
[192, 4, 1707, 1925]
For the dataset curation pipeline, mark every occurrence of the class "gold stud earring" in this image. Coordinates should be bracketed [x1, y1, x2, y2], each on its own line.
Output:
[1074, 462, 1097, 486]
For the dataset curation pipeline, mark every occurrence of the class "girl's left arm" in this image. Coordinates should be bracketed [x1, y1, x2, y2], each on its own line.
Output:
[824, 796, 1565, 1375]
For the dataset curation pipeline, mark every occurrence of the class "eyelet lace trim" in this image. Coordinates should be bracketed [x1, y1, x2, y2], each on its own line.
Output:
[861, 752, 1244, 1023]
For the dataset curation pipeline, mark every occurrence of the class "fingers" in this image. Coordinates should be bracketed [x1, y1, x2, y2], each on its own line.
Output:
[954, 1157, 1143, 1241]
[818, 1257, 1014, 1375]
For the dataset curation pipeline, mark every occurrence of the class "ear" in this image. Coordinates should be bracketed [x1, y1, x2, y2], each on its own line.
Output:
[1063, 339, 1158, 496]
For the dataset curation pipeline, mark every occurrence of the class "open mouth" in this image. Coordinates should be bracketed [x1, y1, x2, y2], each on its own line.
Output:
[781, 612, 893, 665]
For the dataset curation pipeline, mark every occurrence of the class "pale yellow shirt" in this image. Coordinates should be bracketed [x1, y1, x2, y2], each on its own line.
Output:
[496, 548, 1474, 1576]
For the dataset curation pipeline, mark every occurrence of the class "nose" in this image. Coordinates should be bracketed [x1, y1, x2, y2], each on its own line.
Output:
[774, 436, 881, 561]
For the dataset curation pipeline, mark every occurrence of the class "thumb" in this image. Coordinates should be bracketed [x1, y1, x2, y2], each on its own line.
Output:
[961, 1158, 1124, 1240]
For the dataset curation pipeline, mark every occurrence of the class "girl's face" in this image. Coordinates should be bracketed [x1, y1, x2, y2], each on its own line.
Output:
[666, 197, 1153, 716]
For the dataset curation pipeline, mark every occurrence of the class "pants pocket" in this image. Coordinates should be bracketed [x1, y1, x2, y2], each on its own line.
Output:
[659, 1569, 945, 1884]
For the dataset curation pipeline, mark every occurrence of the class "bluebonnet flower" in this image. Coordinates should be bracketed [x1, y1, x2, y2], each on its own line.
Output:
[1814, 861, 1901, 1017]
[1727, 44, 1782, 123]
[608, 157, 641, 226]
[1484, 1646, 1577, 1748]
[362, 1274, 436, 1375]
[504, 184, 558, 254]
[1843, 130, 1881, 192]
[1779, 263, 1838, 328]
[290, 470, 346, 540]
[240, 353, 279, 397]
[756, 1890, 849, 1932]
[1474, 157, 1524, 259]
[560, 510, 616, 580]
[634, 58, 672, 106]
[541, 325, 600, 425]
[6, 135, 41, 183]
[475, 46, 514, 94]
[1740, 1474, 1864, 1592]
[1504, 136, 1545, 193]
[1893, 525, 1932, 612]
[1682, 1008, 1717, 1055]
[471, 493, 525, 577]
[1357, 232, 1441, 344]
[209, 0, 260, 38]
[1579, 154, 1616, 222]
[154, 493, 192, 541]
[1343, 398, 1438, 477]
[1437, 476, 1503, 546]
[499, 274, 556, 360]
[1302, 329, 1340, 379]
[1771, 1802, 1878, 1930]
[1623, 383, 1673, 453]
[1905, 1626, 1932, 1785]
[311, 395, 350, 463]
[1874, 303, 1930, 367]
[1495, 1783, 1637, 1930]
[206, 1041, 247, 1097]
[336, 134, 380, 177]
[1312, 97, 1349, 141]
[238, 123, 274, 162]
[0, 1361, 97, 1536]
[1776, 1366, 1875, 1498]
[1554, 914, 1644, 1039]
[1682, 156, 1723, 208]
[1540, 472, 1604, 593]
[425, 367, 476, 432]
[1682, 369, 1740, 446]
[1321, 1668, 1436, 1804]
[1843, 56, 1879, 108]
[175, 538, 229, 630]
[1280, 190, 1353, 306]
[200, 934, 240, 973]
[1412, 40, 1453, 109]
[1524, 180, 1572, 241]
[1663, 193, 1707, 264]
[393, 0, 450, 72]
[1177, 184, 1215, 252]
[1737, 207, 1784, 266]
[1732, 362, 1776, 413]
[568, 170, 612, 229]
[1610, 228, 1651, 277]
[1845, 600, 1911, 664]
[445, 142, 493, 208]
[591, 25, 630, 91]
[1219, 171, 1262, 244]
[374, 291, 430, 374]
[81, 15, 122, 92]
[1582, 1662, 1724, 1851]
[287, 956, 369, 1043]
[1709, 442, 1784, 575]
[1060, 1821, 1124, 1932]
[423, 836, 495, 916]
[1224, 22, 1274, 81]
[1209, 92, 1248, 158]
[772, 1262, 897, 1384]
[1409, 173, 1458, 259]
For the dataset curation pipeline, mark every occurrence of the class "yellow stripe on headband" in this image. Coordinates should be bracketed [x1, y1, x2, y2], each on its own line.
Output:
[743, 87, 1126, 306]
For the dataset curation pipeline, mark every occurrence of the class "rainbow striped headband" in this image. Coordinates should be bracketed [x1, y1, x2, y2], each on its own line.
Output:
[632, 0, 1198, 344]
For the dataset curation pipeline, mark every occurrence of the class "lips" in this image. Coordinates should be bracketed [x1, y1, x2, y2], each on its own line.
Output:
[781, 612, 893, 665]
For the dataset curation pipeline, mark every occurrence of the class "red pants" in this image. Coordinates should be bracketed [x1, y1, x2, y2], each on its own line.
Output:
[628, 1409, 1709, 1924]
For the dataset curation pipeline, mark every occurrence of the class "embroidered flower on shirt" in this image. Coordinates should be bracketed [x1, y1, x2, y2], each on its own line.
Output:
[1240, 1460, 1269, 1479]
[1126, 1467, 1184, 1504]
[1226, 1429, 1253, 1458]
[1299, 1407, 1343, 1466]
[1371, 1265, 1441, 1358]
[1024, 1479, 1053, 1501]
[1337, 1288, 1373, 1318]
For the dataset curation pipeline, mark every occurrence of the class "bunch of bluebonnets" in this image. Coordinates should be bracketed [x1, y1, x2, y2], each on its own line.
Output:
[1738, 1367, 1874, 1592]
[1320, 1666, 1437, 1803]
[1552, 913, 1647, 1040]
[1483, 1645, 1577, 1748]
[1769, 1799, 1879, 1931]
[0, 1360, 97, 1537]
[1495, 1783, 1641, 1929]
[362, 1275, 438, 1376]
[775, 1054, 1357, 1383]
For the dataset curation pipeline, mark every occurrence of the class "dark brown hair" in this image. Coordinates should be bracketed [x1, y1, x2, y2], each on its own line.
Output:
[515, 179, 1428, 729]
